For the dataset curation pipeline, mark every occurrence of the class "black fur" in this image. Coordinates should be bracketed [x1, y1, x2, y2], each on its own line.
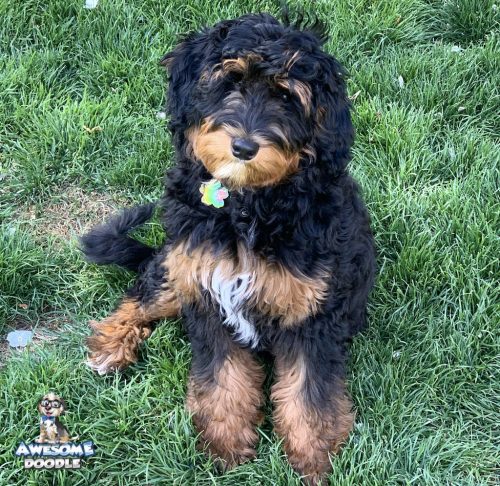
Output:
[80, 203, 156, 272]
[83, 13, 377, 478]
[162, 13, 352, 177]
[159, 13, 375, 342]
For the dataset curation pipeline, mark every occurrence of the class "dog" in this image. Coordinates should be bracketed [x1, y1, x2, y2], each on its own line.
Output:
[36, 392, 70, 444]
[81, 13, 376, 484]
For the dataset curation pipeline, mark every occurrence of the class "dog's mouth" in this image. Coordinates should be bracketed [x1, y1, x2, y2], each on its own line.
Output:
[187, 123, 300, 189]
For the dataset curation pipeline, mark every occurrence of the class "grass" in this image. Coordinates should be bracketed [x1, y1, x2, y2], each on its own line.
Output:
[0, 0, 498, 484]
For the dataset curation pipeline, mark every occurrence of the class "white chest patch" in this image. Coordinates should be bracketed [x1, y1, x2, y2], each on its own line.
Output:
[209, 264, 259, 347]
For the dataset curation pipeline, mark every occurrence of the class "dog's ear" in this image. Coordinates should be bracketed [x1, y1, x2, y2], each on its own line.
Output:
[311, 55, 354, 176]
[160, 21, 234, 135]
[160, 32, 205, 134]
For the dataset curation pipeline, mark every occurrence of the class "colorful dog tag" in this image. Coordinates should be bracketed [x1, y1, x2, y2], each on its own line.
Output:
[199, 179, 229, 208]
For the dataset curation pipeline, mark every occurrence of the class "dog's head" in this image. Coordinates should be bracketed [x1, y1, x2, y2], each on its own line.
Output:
[162, 13, 353, 189]
[38, 392, 66, 418]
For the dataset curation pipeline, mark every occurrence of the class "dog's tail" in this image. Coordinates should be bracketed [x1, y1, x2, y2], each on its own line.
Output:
[80, 203, 156, 272]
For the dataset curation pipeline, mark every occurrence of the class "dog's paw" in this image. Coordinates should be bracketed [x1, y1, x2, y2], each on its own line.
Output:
[85, 354, 119, 375]
[298, 471, 327, 486]
[85, 319, 148, 374]
[193, 416, 260, 471]
[198, 438, 257, 472]
[86, 322, 121, 374]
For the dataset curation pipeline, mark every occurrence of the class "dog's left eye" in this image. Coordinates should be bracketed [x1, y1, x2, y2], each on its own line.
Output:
[274, 89, 291, 102]
[229, 72, 243, 85]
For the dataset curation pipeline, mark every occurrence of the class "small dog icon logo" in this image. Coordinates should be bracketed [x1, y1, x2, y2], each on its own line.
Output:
[15, 393, 94, 469]
[36, 392, 71, 444]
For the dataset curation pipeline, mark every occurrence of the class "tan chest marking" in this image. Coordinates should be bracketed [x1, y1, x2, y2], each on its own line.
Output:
[164, 241, 329, 327]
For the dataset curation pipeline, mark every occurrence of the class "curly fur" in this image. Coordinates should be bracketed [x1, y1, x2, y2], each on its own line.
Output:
[82, 13, 376, 485]
[80, 203, 156, 272]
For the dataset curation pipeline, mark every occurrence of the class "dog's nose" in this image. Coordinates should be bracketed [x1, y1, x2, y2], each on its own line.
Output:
[231, 138, 259, 161]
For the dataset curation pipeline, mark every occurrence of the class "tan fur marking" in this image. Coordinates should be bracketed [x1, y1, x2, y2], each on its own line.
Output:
[272, 355, 355, 485]
[87, 286, 181, 373]
[301, 144, 317, 162]
[164, 242, 225, 302]
[87, 299, 150, 372]
[285, 50, 302, 71]
[294, 81, 313, 115]
[201, 55, 263, 83]
[221, 54, 262, 75]
[246, 255, 328, 326]
[165, 242, 329, 326]
[221, 57, 249, 75]
[186, 347, 265, 468]
[189, 122, 300, 189]
[316, 106, 327, 126]
[145, 285, 182, 321]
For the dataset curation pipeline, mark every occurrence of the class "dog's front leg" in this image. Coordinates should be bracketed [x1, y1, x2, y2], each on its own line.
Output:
[86, 253, 181, 374]
[184, 306, 265, 470]
[272, 321, 355, 485]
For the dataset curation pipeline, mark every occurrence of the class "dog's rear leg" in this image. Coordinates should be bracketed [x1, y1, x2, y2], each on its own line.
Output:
[86, 253, 181, 374]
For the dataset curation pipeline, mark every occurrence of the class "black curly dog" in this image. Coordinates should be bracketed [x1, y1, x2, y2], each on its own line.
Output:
[81, 12, 376, 485]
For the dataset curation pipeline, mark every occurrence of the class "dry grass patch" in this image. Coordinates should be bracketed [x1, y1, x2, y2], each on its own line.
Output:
[18, 187, 128, 241]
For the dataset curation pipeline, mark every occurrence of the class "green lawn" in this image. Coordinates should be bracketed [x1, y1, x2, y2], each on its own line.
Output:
[0, 0, 498, 484]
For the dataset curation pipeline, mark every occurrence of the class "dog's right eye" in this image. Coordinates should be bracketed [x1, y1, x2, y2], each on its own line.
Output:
[41, 400, 49, 407]
[228, 72, 243, 85]
[272, 87, 291, 103]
